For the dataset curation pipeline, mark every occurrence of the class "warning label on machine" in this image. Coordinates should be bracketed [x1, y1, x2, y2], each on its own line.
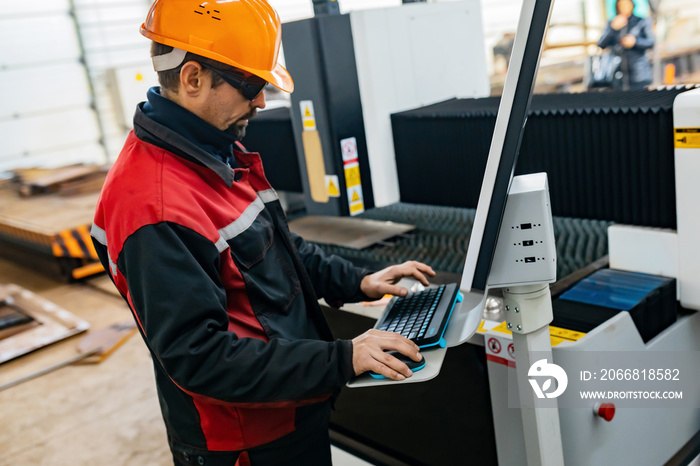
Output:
[484, 322, 587, 368]
[340, 137, 364, 215]
[325, 175, 340, 197]
[674, 128, 700, 149]
[300, 100, 316, 131]
[486, 335, 515, 368]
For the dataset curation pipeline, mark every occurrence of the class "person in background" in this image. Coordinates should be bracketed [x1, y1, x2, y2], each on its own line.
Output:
[91, 0, 433, 464]
[598, 0, 655, 90]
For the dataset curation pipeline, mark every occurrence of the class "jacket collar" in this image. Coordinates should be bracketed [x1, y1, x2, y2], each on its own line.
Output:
[133, 103, 238, 187]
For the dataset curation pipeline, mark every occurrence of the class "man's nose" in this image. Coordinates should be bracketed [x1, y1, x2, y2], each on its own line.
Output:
[252, 90, 266, 110]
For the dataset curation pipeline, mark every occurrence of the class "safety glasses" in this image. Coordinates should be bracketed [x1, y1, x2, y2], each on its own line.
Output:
[201, 64, 267, 101]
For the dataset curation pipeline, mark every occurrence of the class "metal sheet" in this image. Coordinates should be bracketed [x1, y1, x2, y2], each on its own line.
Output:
[288, 215, 414, 250]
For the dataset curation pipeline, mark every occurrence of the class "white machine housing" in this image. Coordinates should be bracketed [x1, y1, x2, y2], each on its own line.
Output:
[674, 88, 700, 311]
[487, 173, 556, 288]
[349, 1, 490, 207]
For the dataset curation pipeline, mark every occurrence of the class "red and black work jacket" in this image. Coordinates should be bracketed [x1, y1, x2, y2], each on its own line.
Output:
[91, 104, 368, 452]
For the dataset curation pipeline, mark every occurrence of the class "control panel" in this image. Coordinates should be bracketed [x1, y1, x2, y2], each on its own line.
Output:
[487, 173, 557, 288]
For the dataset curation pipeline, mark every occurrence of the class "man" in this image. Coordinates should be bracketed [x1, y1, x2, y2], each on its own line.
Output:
[91, 1, 434, 464]
[597, 0, 654, 90]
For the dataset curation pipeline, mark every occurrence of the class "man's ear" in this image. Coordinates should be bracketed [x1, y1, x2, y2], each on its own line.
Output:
[179, 61, 207, 96]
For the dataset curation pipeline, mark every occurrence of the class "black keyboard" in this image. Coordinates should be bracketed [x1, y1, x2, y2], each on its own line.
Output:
[376, 283, 459, 349]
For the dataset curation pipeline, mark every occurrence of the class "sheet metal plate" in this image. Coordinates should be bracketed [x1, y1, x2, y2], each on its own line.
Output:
[288, 215, 414, 250]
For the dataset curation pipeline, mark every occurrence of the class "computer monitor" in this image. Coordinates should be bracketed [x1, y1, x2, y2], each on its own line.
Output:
[460, 0, 554, 294]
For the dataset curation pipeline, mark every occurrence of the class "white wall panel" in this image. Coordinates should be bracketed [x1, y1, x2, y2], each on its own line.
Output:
[271, 0, 403, 23]
[76, 4, 147, 24]
[0, 63, 91, 118]
[106, 63, 159, 129]
[81, 24, 145, 52]
[269, 0, 314, 22]
[74, 0, 144, 6]
[340, 0, 400, 14]
[70, 0, 152, 162]
[1, 0, 70, 16]
[85, 42, 151, 69]
[351, 1, 489, 206]
[0, 109, 100, 159]
[0, 16, 81, 68]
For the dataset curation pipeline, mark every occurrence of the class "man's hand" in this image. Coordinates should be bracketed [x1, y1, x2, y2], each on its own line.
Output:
[360, 261, 436, 300]
[621, 34, 636, 49]
[611, 14, 628, 31]
[351, 329, 421, 380]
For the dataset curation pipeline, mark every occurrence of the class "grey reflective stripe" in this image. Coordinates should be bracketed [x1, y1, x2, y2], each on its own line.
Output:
[90, 224, 117, 276]
[107, 252, 117, 276]
[218, 197, 265, 243]
[90, 223, 107, 246]
[258, 189, 278, 203]
[215, 237, 229, 253]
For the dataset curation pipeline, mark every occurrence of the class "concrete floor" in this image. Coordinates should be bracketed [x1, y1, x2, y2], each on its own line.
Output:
[0, 260, 171, 465]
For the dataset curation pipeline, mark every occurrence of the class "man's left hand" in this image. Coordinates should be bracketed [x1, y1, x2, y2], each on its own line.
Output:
[361, 261, 436, 300]
[621, 34, 636, 48]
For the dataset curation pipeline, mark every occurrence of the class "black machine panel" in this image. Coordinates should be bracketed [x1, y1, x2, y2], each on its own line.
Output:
[243, 106, 303, 193]
[391, 88, 696, 229]
[282, 14, 375, 216]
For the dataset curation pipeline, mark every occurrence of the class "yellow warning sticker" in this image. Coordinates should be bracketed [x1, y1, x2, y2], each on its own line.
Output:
[350, 202, 364, 214]
[476, 320, 502, 333]
[346, 185, 365, 216]
[675, 128, 700, 149]
[490, 321, 511, 335]
[550, 336, 568, 347]
[488, 321, 586, 342]
[300, 100, 316, 132]
[328, 180, 339, 197]
[344, 165, 361, 188]
[549, 325, 586, 342]
[325, 175, 340, 198]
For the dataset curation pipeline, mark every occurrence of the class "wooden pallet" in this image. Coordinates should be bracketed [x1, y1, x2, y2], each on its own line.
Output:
[0, 283, 90, 364]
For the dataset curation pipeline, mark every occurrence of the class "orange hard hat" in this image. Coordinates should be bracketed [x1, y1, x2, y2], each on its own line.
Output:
[140, 0, 293, 93]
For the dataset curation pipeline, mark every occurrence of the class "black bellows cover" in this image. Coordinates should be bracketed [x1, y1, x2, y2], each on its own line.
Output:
[391, 87, 698, 229]
[243, 106, 303, 193]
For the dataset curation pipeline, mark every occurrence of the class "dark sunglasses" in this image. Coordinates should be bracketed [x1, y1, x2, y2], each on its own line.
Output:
[201, 64, 267, 101]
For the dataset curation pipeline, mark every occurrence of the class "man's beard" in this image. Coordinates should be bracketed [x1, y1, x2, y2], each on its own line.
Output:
[225, 109, 257, 140]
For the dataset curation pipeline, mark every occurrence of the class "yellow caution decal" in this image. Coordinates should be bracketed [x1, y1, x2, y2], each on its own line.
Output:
[325, 175, 341, 198]
[341, 137, 365, 215]
[489, 321, 586, 347]
[675, 128, 700, 149]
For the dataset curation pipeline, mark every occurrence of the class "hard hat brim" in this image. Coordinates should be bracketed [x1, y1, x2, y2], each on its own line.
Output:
[141, 26, 294, 93]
